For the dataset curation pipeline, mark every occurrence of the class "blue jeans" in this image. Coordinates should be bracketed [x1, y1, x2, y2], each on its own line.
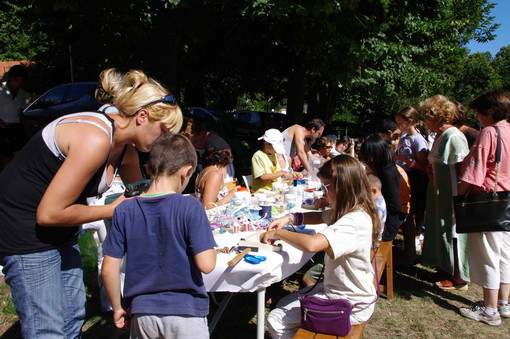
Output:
[1, 236, 86, 338]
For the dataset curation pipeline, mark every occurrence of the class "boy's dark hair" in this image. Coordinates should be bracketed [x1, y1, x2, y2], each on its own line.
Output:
[469, 90, 510, 122]
[304, 118, 326, 131]
[377, 119, 397, 134]
[7, 65, 28, 79]
[147, 134, 197, 178]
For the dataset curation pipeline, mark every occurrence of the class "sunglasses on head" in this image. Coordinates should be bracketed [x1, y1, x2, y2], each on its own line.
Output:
[140, 94, 177, 109]
[128, 95, 177, 117]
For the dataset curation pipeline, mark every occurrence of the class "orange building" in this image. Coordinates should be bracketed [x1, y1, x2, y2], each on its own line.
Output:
[0, 60, 34, 77]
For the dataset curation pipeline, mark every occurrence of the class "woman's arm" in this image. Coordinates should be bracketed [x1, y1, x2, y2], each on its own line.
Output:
[261, 229, 330, 253]
[37, 125, 125, 226]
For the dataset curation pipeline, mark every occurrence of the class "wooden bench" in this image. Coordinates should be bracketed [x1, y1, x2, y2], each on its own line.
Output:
[293, 323, 366, 339]
[371, 240, 393, 300]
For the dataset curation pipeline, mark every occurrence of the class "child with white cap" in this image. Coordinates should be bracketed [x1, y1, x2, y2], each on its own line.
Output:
[251, 129, 297, 192]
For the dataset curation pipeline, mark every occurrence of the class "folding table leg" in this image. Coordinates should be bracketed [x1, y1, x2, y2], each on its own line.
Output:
[208, 292, 234, 334]
[257, 288, 266, 339]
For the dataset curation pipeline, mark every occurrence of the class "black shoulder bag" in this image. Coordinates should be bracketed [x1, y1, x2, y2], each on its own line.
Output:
[454, 125, 510, 233]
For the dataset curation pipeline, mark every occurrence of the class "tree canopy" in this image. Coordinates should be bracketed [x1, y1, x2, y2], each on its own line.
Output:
[0, 0, 506, 129]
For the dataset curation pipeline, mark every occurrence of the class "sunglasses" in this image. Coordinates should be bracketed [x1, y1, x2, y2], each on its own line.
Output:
[324, 146, 333, 149]
[128, 95, 177, 117]
[321, 182, 332, 194]
[141, 94, 177, 109]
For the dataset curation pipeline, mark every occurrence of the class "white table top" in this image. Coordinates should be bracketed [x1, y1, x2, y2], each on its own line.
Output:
[203, 224, 327, 292]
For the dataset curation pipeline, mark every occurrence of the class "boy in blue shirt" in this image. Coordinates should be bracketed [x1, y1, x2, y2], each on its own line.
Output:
[102, 134, 217, 338]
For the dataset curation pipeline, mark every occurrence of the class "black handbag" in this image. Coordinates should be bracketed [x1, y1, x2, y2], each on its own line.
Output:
[454, 126, 510, 233]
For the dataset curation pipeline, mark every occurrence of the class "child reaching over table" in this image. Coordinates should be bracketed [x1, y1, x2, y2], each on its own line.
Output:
[102, 134, 217, 337]
[252, 129, 299, 192]
[261, 155, 379, 339]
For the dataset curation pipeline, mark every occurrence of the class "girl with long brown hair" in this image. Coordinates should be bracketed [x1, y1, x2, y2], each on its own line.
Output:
[261, 155, 379, 338]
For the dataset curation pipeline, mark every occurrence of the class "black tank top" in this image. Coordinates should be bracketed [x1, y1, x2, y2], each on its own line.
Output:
[0, 115, 116, 255]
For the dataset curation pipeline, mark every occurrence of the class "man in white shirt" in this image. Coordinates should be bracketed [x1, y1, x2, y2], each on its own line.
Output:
[0, 65, 31, 169]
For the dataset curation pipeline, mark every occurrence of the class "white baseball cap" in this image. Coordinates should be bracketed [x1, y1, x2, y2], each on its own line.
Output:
[258, 129, 286, 154]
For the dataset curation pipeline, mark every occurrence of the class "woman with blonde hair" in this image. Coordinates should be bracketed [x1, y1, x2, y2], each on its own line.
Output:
[419, 95, 470, 290]
[95, 68, 125, 113]
[0, 69, 182, 338]
[261, 155, 379, 338]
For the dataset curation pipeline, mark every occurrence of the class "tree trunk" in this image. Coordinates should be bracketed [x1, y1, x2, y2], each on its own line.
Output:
[287, 60, 306, 125]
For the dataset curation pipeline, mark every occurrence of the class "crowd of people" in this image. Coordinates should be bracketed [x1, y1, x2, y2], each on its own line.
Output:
[0, 65, 509, 338]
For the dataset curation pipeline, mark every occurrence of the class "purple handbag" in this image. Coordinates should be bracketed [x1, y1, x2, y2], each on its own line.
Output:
[295, 251, 380, 336]
[296, 294, 353, 336]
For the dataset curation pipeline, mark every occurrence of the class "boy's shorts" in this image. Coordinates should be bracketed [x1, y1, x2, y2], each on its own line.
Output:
[131, 314, 209, 339]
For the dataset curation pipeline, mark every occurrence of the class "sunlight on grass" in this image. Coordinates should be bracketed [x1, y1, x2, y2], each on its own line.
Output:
[0, 283, 16, 316]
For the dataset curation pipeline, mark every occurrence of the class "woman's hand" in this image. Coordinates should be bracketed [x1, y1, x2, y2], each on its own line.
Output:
[268, 215, 292, 230]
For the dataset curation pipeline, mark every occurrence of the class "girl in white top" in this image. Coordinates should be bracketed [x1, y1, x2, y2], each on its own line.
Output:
[261, 155, 380, 339]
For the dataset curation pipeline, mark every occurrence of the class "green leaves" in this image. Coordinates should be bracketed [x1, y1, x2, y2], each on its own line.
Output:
[0, 0, 504, 128]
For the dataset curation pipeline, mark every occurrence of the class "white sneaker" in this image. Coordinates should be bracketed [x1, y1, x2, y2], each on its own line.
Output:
[460, 305, 501, 326]
[498, 304, 510, 318]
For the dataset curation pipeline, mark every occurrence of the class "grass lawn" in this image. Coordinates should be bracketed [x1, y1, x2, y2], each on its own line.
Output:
[1, 241, 510, 338]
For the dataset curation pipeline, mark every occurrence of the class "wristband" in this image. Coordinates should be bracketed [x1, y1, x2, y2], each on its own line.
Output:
[291, 212, 304, 226]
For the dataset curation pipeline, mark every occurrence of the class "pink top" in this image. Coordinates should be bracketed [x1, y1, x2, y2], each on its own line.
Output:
[460, 122, 510, 193]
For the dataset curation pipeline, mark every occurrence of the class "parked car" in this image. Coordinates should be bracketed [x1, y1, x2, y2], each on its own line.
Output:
[188, 107, 222, 122]
[228, 110, 286, 138]
[23, 82, 100, 126]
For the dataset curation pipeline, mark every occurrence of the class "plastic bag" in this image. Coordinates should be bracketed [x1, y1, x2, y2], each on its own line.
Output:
[79, 229, 98, 273]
